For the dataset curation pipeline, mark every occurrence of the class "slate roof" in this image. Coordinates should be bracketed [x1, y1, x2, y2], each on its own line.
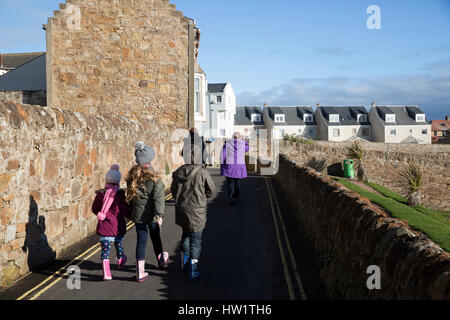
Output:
[234, 106, 265, 126]
[318, 106, 370, 126]
[266, 106, 317, 126]
[208, 83, 227, 93]
[0, 52, 45, 70]
[374, 106, 429, 126]
[0, 53, 46, 91]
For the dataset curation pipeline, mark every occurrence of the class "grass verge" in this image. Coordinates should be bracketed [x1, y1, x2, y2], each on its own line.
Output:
[333, 177, 450, 252]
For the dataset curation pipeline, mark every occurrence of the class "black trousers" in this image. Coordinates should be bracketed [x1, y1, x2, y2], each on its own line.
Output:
[226, 178, 241, 199]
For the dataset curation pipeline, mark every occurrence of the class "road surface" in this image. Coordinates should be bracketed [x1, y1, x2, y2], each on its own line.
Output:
[0, 169, 327, 300]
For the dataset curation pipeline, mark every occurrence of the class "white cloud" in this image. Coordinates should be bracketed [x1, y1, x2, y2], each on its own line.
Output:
[237, 60, 450, 119]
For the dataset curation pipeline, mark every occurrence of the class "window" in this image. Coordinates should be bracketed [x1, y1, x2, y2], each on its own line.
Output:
[279, 129, 285, 138]
[416, 114, 425, 122]
[422, 129, 427, 135]
[251, 114, 261, 122]
[409, 129, 413, 134]
[333, 129, 340, 137]
[275, 114, 285, 123]
[298, 128, 303, 134]
[216, 95, 222, 103]
[386, 114, 396, 123]
[219, 129, 226, 137]
[362, 128, 369, 136]
[194, 77, 200, 113]
[218, 112, 226, 121]
[308, 128, 315, 136]
[352, 128, 357, 135]
[304, 114, 314, 122]
[390, 129, 397, 136]
[357, 114, 367, 122]
[329, 114, 340, 123]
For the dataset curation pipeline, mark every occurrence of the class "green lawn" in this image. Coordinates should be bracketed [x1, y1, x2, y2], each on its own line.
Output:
[333, 177, 450, 252]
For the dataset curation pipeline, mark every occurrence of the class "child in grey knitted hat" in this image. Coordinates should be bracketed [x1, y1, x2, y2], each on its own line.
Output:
[126, 141, 168, 282]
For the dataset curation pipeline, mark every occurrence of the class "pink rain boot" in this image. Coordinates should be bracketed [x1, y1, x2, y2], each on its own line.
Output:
[117, 253, 127, 270]
[136, 260, 149, 282]
[102, 259, 112, 281]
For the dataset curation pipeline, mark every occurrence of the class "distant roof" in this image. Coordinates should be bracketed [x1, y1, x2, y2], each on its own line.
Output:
[431, 120, 450, 131]
[0, 53, 46, 91]
[195, 63, 205, 75]
[208, 83, 227, 93]
[235, 106, 265, 126]
[0, 52, 45, 70]
[374, 106, 429, 126]
[266, 106, 317, 126]
[401, 135, 427, 144]
[318, 106, 370, 126]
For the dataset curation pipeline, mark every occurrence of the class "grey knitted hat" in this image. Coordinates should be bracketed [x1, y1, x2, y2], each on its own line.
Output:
[135, 141, 156, 166]
[105, 164, 121, 184]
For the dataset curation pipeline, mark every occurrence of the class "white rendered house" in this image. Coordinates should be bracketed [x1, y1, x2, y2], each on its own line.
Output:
[368, 105, 432, 144]
[205, 82, 236, 139]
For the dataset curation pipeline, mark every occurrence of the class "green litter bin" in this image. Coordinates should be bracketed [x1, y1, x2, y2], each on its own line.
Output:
[343, 159, 355, 179]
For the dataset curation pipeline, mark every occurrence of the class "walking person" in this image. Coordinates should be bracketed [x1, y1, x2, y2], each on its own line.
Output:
[92, 164, 131, 281]
[182, 128, 210, 167]
[220, 132, 250, 205]
[126, 141, 169, 282]
[171, 145, 216, 280]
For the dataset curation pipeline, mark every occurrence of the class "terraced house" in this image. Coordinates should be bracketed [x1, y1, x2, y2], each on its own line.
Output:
[234, 106, 265, 138]
[315, 105, 371, 142]
[263, 106, 317, 140]
[368, 105, 432, 144]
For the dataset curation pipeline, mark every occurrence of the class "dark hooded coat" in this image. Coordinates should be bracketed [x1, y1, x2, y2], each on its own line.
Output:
[170, 164, 215, 232]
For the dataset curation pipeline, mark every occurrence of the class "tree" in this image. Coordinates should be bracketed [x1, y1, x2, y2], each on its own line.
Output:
[400, 161, 424, 207]
[346, 141, 369, 181]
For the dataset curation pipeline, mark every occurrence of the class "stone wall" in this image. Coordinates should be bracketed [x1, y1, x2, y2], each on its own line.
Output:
[275, 155, 450, 299]
[46, 0, 193, 126]
[0, 100, 187, 286]
[0, 92, 22, 105]
[280, 140, 450, 211]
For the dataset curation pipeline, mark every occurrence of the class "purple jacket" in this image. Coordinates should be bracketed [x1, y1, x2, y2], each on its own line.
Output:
[220, 139, 250, 179]
[92, 189, 131, 237]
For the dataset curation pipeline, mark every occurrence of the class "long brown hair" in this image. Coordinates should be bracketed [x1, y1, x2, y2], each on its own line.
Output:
[126, 165, 160, 202]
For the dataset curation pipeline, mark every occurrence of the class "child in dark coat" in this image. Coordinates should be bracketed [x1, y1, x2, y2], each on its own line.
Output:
[92, 164, 131, 280]
[171, 145, 215, 280]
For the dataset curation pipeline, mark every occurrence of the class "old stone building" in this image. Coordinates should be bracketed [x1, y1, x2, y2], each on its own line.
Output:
[0, 0, 198, 287]
[46, 0, 197, 127]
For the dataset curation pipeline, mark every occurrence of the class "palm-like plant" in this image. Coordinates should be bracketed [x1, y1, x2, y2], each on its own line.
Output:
[400, 161, 424, 206]
[346, 141, 368, 181]
[305, 156, 327, 173]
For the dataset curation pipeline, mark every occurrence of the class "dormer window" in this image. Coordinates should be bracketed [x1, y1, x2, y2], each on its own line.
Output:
[275, 114, 285, 123]
[304, 114, 314, 123]
[385, 114, 396, 123]
[357, 114, 367, 123]
[329, 114, 339, 123]
[251, 114, 261, 123]
[416, 114, 425, 122]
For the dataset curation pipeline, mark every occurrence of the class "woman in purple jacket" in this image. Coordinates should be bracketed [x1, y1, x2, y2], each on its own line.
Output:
[92, 164, 131, 280]
[220, 132, 250, 205]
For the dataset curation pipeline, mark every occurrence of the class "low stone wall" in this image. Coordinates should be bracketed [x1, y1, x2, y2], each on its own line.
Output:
[275, 155, 450, 299]
[0, 100, 186, 286]
[280, 140, 450, 212]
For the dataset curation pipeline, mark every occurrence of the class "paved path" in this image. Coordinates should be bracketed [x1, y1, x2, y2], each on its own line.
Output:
[1, 169, 327, 300]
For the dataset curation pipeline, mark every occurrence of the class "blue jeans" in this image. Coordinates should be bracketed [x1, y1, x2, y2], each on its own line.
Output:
[226, 178, 241, 199]
[135, 223, 163, 261]
[180, 229, 204, 260]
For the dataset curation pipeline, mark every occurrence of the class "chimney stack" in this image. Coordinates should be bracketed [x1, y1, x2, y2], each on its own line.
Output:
[446, 115, 449, 121]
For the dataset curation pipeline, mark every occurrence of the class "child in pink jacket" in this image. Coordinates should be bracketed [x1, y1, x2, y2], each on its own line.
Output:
[92, 164, 131, 280]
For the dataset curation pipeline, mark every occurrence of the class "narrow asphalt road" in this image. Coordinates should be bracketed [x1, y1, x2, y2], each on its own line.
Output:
[0, 169, 328, 300]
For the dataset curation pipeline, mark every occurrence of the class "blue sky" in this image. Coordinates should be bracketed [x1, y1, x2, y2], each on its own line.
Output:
[1, 0, 449, 119]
